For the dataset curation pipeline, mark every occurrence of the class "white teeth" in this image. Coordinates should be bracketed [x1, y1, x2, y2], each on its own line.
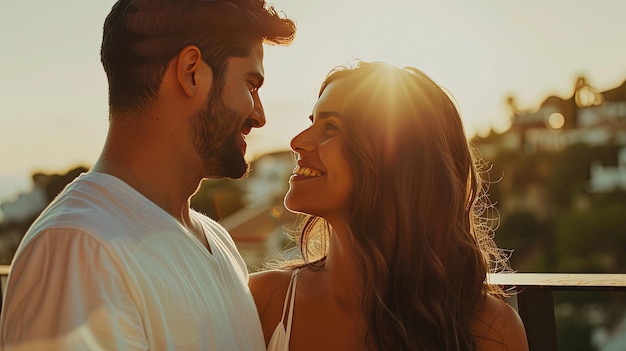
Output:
[294, 166, 323, 177]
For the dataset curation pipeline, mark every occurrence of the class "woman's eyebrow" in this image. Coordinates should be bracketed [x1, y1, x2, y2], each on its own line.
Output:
[310, 111, 343, 122]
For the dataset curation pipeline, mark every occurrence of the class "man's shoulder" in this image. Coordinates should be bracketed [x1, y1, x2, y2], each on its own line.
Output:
[29, 193, 122, 240]
[22, 173, 155, 249]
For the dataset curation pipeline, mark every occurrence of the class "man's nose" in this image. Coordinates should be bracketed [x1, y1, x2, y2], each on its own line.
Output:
[250, 93, 266, 128]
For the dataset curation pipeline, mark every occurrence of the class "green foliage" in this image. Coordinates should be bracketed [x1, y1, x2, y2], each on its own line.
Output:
[556, 203, 626, 272]
[556, 314, 593, 351]
[495, 210, 546, 269]
[190, 179, 245, 221]
[554, 291, 626, 351]
[546, 144, 619, 208]
[480, 141, 625, 273]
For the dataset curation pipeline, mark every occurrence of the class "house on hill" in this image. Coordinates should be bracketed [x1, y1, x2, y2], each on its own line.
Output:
[475, 77, 626, 159]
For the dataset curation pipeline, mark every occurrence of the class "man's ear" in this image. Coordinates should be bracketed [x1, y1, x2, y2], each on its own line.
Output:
[176, 45, 213, 98]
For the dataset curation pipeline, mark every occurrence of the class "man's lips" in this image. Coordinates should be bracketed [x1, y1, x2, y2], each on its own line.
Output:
[238, 123, 252, 153]
[237, 133, 247, 153]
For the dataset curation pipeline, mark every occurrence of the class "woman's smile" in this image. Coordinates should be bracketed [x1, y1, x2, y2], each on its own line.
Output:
[292, 165, 324, 178]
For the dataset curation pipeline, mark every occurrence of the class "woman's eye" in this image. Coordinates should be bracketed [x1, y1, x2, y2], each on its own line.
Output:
[324, 122, 339, 133]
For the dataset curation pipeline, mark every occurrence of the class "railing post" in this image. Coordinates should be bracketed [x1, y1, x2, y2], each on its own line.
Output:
[0, 265, 11, 314]
[516, 286, 558, 351]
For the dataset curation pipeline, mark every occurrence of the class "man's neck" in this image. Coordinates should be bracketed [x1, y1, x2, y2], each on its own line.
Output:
[92, 148, 201, 225]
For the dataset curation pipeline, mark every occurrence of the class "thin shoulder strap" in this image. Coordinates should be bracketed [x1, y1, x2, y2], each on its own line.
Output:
[279, 268, 300, 324]
[284, 268, 300, 338]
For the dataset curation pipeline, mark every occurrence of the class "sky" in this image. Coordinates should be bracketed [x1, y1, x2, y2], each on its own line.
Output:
[1, 0, 625, 202]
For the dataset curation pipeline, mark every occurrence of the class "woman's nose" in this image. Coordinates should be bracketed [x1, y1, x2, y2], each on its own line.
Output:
[290, 127, 315, 153]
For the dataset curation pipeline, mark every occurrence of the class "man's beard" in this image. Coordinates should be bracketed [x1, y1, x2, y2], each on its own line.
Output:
[190, 90, 249, 179]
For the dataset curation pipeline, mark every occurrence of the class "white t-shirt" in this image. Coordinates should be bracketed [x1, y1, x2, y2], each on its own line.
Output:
[0, 172, 265, 351]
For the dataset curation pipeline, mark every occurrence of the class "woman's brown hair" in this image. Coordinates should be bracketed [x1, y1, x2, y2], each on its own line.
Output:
[291, 61, 508, 350]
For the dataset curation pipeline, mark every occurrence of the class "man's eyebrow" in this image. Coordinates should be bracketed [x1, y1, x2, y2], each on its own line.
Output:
[246, 72, 264, 88]
[309, 111, 342, 122]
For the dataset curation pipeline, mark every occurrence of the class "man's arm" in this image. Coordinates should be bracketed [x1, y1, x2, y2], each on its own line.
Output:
[0, 229, 148, 351]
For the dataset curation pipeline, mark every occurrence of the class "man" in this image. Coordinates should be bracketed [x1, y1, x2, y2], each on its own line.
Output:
[0, 0, 295, 349]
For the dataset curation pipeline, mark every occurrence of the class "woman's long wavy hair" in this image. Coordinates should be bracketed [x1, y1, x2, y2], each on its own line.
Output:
[286, 61, 509, 350]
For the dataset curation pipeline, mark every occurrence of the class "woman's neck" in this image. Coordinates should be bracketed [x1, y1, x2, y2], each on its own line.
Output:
[303, 219, 363, 309]
[290, 217, 372, 350]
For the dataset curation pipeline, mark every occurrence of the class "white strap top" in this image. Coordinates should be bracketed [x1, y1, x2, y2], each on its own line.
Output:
[266, 269, 300, 351]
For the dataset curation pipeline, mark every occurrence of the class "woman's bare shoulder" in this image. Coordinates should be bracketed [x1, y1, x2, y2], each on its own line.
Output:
[249, 269, 297, 344]
[472, 294, 529, 351]
[250, 269, 293, 293]
[249, 269, 295, 315]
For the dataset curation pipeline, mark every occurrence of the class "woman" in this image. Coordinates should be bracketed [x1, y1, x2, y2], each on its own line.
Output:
[250, 61, 528, 350]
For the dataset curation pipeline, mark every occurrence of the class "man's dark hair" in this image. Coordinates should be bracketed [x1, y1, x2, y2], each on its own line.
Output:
[101, 0, 296, 114]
